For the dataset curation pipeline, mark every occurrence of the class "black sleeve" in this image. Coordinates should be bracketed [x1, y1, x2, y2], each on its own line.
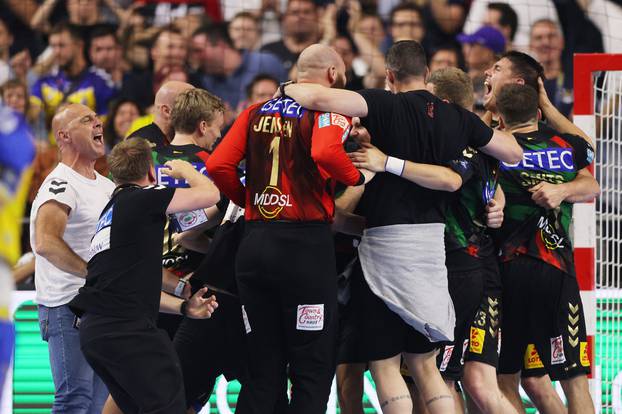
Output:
[562, 133, 595, 171]
[131, 185, 176, 217]
[464, 110, 494, 149]
[447, 148, 478, 184]
[357, 89, 395, 147]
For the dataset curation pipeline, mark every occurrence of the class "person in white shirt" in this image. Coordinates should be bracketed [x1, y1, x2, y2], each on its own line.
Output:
[30, 103, 114, 413]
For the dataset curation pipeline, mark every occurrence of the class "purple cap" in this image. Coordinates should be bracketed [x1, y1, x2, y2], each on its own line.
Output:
[457, 26, 506, 54]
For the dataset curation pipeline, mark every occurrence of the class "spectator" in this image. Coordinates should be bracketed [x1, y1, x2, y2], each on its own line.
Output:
[239, 74, 279, 111]
[422, 0, 468, 51]
[121, 25, 187, 110]
[529, 19, 573, 118]
[483, 3, 518, 50]
[194, 23, 286, 111]
[29, 0, 128, 38]
[0, 17, 13, 85]
[330, 35, 365, 91]
[172, 11, 210, 42]
[228, 11, 261, 51]
[103, 98, 142, 149]
[261, 0, 320, 73]
[463, 0, 559, 51]
[355, 13, 386, 50]
[584, 0, 619, 53]
[0, 79, 28, 118]
[389, 3, 426, 44]
[322, 3, 385, 89]
[148, 0, 221, 27]
[189, 26, 208, 72]
[0, 78, 47, 144]
[458, 26, 505, 79]
[30, 23, 117, 136]
[428, 46, 460, 72]
[89, 24, 123, 86]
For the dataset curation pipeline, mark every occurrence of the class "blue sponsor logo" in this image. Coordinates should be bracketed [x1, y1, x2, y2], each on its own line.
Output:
[155, 162, 208, 188]
[318, 113, 330, 128]
[586, 147, 594, 164]
[501, 148, 575, 172]
[259, 98, 305, 118]
[95, 205, 113, 233]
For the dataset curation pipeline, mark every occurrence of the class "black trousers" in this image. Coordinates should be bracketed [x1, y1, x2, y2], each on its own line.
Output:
[234, 221, 338, 414]
[173, 292, 246, 408]
[79, 314, 186, 414]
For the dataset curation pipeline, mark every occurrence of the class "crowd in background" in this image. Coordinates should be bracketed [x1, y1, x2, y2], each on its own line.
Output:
[1, 0, 620, 282]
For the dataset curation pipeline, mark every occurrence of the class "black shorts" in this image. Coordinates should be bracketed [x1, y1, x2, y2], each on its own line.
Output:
[339, 260, 439, 365]
[79, 314, 186, 414]
[430, 255, 501, 381]
[173, 292, 246, 408]
[498, 256, 591, 381]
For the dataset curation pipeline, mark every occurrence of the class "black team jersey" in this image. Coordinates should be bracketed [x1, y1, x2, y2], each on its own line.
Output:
[206, 97, 363, 222]
[69, 185, 176, 320]
[355, 89, 494, 228]
[496, 125, 595, 276]
[445, 148, 500, 271]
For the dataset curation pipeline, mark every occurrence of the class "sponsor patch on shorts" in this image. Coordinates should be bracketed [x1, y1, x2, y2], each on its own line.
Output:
[550, 335, 566, 365]
[469, 327, 485, 354]
[439, 345, 454, 372]
[241, 305, 251, 334]
[296, 304, 324, 331]
[524, 343, 544, 369]
[318, 113, 330, 128]
[580, 341, 590, 367]
[460, 339, 468, 365]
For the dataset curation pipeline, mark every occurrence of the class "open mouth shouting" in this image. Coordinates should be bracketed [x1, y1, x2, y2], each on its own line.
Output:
[93, 133, 104, 144]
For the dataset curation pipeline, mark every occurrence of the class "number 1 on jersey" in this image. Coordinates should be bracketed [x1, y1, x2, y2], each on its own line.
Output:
[269, 136, 280, 186]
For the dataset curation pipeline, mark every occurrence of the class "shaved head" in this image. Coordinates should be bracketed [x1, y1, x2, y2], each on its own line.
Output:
[153, 81, 194, 138]
[154, 81, 194, 108]
[52, 103, 88, 139]
[51, 103, 105, 162]
[296, 44, 347, 88]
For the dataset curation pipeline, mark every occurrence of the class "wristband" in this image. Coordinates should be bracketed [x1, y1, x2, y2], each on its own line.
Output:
[180, 300, 188, 317]
[174, 278, 187, 297]
[279, 80, 294, 97]
[385, 156, 405, 176]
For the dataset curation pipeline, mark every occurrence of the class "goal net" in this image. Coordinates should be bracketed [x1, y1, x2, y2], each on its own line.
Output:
[574, 54, 622, 414]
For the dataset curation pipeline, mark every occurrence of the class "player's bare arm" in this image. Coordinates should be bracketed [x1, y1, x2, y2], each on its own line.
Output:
[34, 200, 87, 277]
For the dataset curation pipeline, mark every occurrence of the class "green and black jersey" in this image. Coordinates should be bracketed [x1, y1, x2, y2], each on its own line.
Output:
[445, 147, 499, 271]
[496, 125, 594, 276]
[152, 144, 211, 274]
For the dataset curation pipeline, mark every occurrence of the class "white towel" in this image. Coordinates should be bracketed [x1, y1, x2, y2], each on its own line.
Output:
[359, 223, 455, 342]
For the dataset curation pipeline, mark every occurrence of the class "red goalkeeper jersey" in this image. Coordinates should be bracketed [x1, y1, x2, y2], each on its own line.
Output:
[207, 97, 363, 222]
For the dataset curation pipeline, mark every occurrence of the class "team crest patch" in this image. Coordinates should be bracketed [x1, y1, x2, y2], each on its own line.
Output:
[296, 304, 324, 331]
[551, 335, 566, 365]
[331, 113, 349, 130]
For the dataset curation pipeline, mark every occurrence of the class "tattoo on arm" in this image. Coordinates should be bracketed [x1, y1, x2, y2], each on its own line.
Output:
[380, 394, 411, 408]
[425, 394, 453, 406]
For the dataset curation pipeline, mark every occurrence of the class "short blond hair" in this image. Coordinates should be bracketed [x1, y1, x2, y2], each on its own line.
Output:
[427, 67, 474, 110]
[108, 138, 153, 184]
[171, 88, 225, 134]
